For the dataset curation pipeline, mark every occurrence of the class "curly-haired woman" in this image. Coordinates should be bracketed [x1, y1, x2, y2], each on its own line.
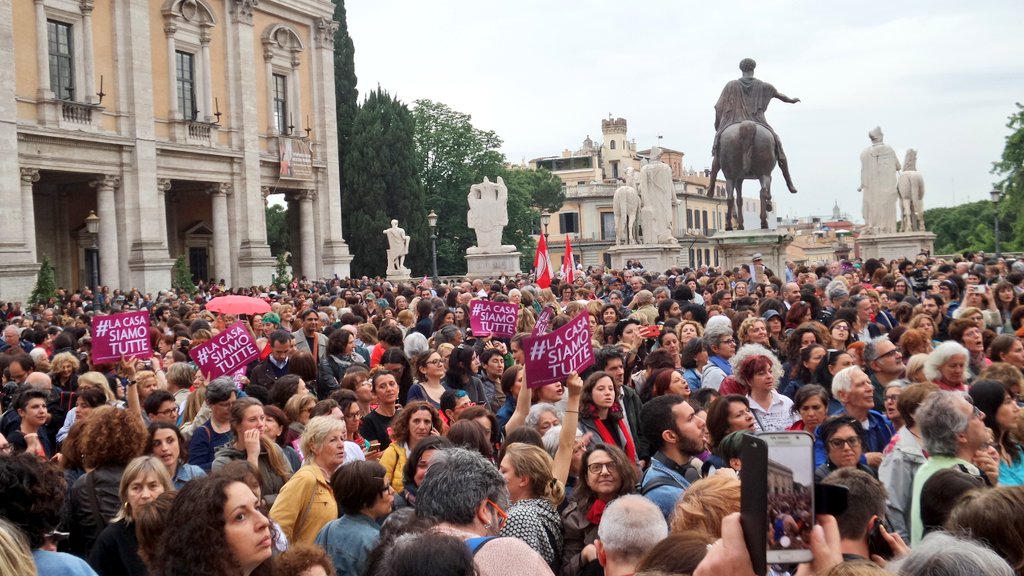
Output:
[379, 401, 443, 494]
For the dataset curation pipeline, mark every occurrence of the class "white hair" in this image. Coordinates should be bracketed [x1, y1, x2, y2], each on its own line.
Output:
[597, 495, 668, 560]
[923, 341, 970, 382]
[831, 365, 862, 399]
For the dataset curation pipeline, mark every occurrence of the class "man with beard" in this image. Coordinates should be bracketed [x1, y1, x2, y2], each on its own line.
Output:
[638, 394, 709, 519]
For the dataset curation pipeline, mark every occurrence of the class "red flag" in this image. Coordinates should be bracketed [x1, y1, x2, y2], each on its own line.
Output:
[534, 233, 552, 288]
[561, 235, 575, 284]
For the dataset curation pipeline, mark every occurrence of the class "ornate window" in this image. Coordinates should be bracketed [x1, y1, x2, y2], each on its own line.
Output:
[176, 51, 197, 120]
[162, 0, 216, 121]
[262, 24, 304, 136]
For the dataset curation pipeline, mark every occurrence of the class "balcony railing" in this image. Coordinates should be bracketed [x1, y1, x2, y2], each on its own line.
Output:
[60, 100, 99, 125]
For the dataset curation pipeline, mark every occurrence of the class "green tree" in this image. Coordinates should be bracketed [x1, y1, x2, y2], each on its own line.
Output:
[992, 102, 1024, 251]
[265, 204, 290, 257]
[411, 100, 566, 274]
[333, 0, 359, 236]
[171, 255, 196, 295]
[29, 256, 57, 306]
[273, 253, 292, 287]
[344, 89, 428, 277]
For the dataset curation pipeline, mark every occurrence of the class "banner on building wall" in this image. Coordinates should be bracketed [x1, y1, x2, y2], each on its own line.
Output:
[522, 311, 594, 388]
[91, 311, 153, 363]
[279, 137, 313, 179]
[189, 320, 260, 380]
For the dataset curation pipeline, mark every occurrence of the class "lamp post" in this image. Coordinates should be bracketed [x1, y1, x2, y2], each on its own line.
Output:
[427, 210, 439, 284]
[540, 210, 551, 241]
[991, 188, 1002, 259]
[84, 210, 100, 288]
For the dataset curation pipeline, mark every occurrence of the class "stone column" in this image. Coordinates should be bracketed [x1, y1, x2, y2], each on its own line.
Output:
[209, 183, 232, 285]
[90, 175, 121, 287]
[80, 0, 96, 104]
[165, 24, 178, 117]
[263, 52, 275, 133]
[34, 0, 51, 98]
[200, 28, 213, 120]
[296, 190, 316, 280]
[157, 179, 172, 252]
[19, 169, 40, 261]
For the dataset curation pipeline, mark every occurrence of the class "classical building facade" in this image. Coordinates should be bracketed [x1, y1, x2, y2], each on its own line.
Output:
[1, 0, 352, 300]
[530, 118, 775, 270]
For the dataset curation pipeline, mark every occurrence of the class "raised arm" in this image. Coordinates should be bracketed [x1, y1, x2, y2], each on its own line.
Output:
[503, 369, 533, 435]
[552, 372, 585, 486]
[121, 358, 144, 424]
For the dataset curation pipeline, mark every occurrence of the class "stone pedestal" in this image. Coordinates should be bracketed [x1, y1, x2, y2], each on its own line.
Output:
[606, 243, 685, 272]
[466, 252, 521, 278]
[387, 266, 412, 283]
[709, 229, 793, 276]
[856, 231, 935, 261]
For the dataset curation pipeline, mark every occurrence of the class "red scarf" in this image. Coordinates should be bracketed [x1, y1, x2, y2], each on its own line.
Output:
[593, 417, 637, 464]
[586, 496, 611, 526]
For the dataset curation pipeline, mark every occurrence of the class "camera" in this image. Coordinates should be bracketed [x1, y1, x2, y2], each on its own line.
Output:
[909, 268, 930, 293]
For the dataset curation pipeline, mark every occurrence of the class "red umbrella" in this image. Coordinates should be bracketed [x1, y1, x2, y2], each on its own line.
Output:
[205, 295, 271, 315]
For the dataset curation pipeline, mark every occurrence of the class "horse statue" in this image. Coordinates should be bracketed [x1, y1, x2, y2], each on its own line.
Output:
[613, 181, 641, 245]
[897, 149, 926, 232]
[713, 120, 778, 230]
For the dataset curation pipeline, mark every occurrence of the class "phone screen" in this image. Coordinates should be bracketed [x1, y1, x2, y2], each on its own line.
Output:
[764, 433, 815, 564]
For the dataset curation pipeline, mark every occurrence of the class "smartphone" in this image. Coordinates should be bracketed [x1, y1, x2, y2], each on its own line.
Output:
[368, 440, 381, 452]
[741, 432, 815, 575]
[969, 284, 986, 294]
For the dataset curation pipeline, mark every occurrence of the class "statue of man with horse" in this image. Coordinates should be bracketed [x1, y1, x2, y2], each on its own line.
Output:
[707, 58, 800, 230]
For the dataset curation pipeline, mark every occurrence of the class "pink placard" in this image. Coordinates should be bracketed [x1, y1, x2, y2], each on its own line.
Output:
[469, 300, 519, 338]
[522, 311, 594, 388]
[91, 311, 152, 363]
[189, 320, 260, 380]
[532, 305, 555, 336]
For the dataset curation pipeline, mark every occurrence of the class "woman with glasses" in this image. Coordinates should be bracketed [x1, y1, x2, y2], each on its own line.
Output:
[148, 421, 206, 489]
[314, 461, 394, 576]
[969, 380, 1024, 486]
[380, 401, 443, 494]
[828, 319, 853, 351]
[408, 351, 451, 410]
[498, 443, 565, 571]
[560, 443, 638, 576]
[814, 415, 875, 481]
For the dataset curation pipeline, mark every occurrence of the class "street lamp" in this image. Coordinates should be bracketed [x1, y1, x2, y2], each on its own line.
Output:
[84, 210, 100, 288]
[991, 188, 1002, 258]
[540, 210, 551, 240]
[427, 210, 439, 284]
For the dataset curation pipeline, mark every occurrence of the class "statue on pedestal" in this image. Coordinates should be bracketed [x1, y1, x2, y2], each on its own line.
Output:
[858, 127, 901, 234]
[467, 176, 515, 254]
[637, 147, 678, 244]
[383, 219, 410, 275]
[897, 149, 926, 232]
[613, 166, 641, 245]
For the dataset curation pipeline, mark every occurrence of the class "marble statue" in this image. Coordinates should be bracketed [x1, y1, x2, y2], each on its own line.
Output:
[613, 166, 641, 245]
[383, 219, 410, 275]
[858, 127, 901, 234]
[707, 58, 800, 197]
[637, 147, 678, 244]
[897, 149, 926, 232]
[467, 176, 515, 254]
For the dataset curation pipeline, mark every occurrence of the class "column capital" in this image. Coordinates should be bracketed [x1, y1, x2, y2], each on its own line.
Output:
[208, 182, 233, 197]
[157, 179, 172, 194]
[291, 54, 302, 69]
[261, 186, 272, 204]
[80, 0, 95, 15]
[315, 18, 339, 49]
[295, 189, 316, 202]
[20, 168, 40, 184]
[231, 0, 259, 25]
[89, 174, 121, 190]
[164, 23, 178, 37]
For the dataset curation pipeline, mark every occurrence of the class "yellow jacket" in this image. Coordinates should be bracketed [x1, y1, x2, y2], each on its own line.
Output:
[380, 442, 408, 493]
[269, 464, 336, 545]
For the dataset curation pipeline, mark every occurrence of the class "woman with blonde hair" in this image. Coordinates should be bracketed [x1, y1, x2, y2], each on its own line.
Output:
[676, 319, 704, 346]
[904, 353, 929, 384]
[499, 442, 565, 570]
[270, 416, 346, 545]
[0, 517, 36, 576]
[669, 474, 741, 537]
[49, 351, 80, 391]
[88, 456, 173, 574]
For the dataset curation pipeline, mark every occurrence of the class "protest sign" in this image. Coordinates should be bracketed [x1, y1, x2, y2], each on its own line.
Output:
[522, 311, 595, 388]
[189, 320, 260, 380]
[91, 311, 152, 363]
[532, 305, 555, 336]
[469, 300, 519, 338]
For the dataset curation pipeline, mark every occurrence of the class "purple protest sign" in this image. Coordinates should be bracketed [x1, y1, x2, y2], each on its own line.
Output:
[189, 320, 260, 380]
[532, 305, 555, 336]
[469, 300, 519, 338]
[91, 311, 152, 363]
[522, 311, 595, 388]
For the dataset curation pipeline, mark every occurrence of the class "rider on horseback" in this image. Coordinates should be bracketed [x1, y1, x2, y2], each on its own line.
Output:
[708, 58, 800, 196]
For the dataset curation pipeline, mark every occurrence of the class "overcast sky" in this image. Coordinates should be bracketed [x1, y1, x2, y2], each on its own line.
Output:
[345, 1, 1023, 222]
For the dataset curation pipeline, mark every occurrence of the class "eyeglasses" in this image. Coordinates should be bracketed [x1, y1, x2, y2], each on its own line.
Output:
[878, 348, 901, 360]
[587, 461, 619, 475]
[827, 437, 862, 449]
[833, 325, 849, 331]
[155, 406, 179, 417]
[884, 395, 901, 403]
[426, 359, 444, 366]
[486, 498, 508, 531]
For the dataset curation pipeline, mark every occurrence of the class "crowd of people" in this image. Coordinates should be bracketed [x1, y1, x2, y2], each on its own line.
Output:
[2, 251, 1024, 576]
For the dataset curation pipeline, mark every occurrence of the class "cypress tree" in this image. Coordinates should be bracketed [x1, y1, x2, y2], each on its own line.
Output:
[333, 0, 360, 243]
